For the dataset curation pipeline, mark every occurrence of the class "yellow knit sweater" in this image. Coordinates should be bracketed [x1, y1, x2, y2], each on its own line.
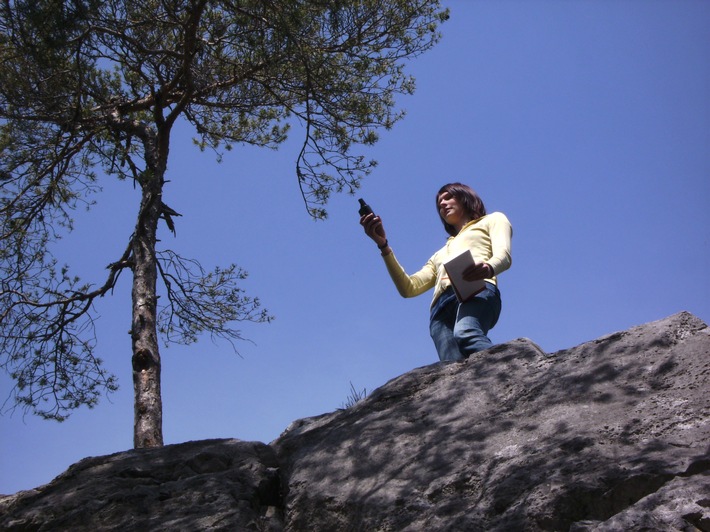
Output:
[383, 212, 512, 307]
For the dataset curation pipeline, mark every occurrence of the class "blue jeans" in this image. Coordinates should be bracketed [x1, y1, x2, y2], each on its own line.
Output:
[429, 283, 501, 362]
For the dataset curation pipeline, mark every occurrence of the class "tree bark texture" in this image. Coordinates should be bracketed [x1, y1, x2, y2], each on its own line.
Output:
[131, 188, 164, 448]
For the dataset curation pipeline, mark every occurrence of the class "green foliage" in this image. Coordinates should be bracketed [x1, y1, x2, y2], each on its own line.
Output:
[156, 250, 273, 349]
[0, 0, 447, 423]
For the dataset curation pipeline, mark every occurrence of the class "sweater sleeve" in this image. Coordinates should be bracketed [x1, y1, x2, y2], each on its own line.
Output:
[382, 251, 437, 298]
[485, 212, 513, 276]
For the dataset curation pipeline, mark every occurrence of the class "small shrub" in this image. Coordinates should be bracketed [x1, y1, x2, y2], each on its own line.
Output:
[340, 381, 368, 409]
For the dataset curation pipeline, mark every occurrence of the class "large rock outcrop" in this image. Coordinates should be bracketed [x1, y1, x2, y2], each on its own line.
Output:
[2, 311, 709, 531]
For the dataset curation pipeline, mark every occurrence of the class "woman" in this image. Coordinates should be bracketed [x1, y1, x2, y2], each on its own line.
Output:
[360, 183, 512, 361]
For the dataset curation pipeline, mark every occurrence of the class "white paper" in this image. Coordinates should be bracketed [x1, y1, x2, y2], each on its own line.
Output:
[443, 250, 486, 302]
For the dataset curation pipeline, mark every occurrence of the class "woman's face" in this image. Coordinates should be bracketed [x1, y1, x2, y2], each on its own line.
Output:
[438, 191, 468, 231]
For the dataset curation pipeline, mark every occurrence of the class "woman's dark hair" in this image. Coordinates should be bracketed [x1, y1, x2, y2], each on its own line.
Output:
[436, 183, 487, 236]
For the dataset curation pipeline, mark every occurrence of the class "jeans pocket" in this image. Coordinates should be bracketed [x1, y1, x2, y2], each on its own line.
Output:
[476, 282, 498, 301]
[474, 283, 501, 329]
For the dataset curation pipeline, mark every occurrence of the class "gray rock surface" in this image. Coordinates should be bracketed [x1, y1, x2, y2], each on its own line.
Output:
[0, 439, 282, 531]
[2, 311, 709, 531]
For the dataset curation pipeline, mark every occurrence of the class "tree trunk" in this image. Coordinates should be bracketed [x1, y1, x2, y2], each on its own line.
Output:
[131, 187, 164, 448]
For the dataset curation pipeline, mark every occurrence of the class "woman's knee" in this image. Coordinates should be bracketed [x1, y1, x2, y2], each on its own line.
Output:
[453, 320, 486, 344]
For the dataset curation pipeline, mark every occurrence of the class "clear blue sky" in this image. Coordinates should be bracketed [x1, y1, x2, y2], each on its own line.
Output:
[2, 0, 709, 495]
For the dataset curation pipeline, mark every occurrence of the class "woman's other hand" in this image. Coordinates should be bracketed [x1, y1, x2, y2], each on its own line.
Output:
[462, 262, 494, 281]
